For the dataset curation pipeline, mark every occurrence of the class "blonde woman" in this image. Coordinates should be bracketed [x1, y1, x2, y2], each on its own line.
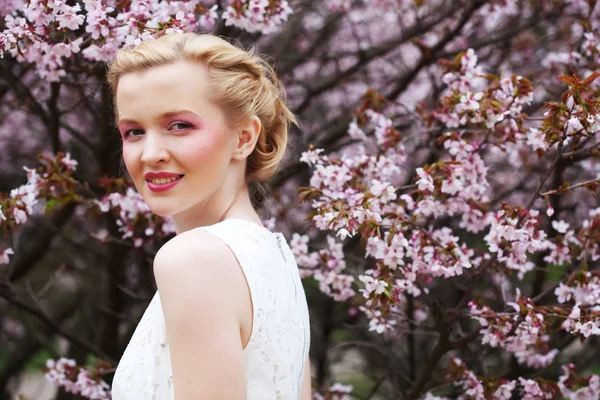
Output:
[107, 32, 311, 400]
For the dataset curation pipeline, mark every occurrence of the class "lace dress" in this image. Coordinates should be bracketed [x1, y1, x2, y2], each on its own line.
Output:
[111, 219, 311, 400]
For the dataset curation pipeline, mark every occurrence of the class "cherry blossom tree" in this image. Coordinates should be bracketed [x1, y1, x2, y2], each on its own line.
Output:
[1, 0, 599, 399]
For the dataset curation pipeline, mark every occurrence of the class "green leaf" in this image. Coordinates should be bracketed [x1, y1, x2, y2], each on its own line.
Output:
[45, 198, 59, 214]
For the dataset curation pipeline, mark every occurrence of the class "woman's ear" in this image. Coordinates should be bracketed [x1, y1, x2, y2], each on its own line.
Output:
[234, 116, 261, 160]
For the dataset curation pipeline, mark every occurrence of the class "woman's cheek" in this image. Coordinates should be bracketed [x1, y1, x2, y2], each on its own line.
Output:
[121, 146, 139, 177]
[179, 135, 223, 165]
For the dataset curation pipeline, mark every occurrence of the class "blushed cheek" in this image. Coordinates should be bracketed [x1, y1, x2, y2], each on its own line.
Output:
[180, 134, 229, 167]
[121, 147, 138, 177]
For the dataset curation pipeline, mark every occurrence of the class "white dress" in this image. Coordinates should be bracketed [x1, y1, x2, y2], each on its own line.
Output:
[111, 219, 311, 400]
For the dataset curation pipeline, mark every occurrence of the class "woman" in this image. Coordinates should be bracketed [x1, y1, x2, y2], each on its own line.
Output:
[107, 32, 311, 400]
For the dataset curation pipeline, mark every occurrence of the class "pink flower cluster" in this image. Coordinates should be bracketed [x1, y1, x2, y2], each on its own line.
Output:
[0, 152, 78, 264]
[348, 109, 407, 164]
[414, 138, 490, 233]
[484, 207, 549, 279]
[0, 152, 179, 264]
[8, 166, 42, 226]
[558, 363, 600, 399]
[223, 0, 292, 34]
[325, 0, 352, 12]
[446, 358, 552, 399]
[469, 293, 558, 369]
[45, 358, 110, 400]
[299, 146, 404, 241]
[542, 30, 600, 74]
[561, 302, 600, 338]
[326, 0, 407, 12]
[313, 382, 353, 400]
[289, 231, 355, 302]
[433, 358, 600, 399]
[0, 0, 292, 81]
[435, 49, 535, 144]
[95, 187, 176, 248]
[296, 54, 600, 400]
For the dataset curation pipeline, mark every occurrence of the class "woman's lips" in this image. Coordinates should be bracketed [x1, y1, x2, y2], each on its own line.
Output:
[146, 176, 183, 192]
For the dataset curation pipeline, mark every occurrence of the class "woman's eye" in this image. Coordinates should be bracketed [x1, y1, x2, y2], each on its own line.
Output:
[124, 129, 144, 138]
[169, 122, 192, 130]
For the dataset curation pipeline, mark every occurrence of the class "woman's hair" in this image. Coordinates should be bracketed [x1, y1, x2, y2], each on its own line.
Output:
[106, 32, 297, 206]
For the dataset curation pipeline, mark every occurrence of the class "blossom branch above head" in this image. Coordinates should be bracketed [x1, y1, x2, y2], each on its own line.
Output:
[0, 0, 294, 81]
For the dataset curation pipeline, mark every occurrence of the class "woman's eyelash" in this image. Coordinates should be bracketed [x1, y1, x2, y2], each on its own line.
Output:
[123, 129, 144, 138]
[122, 122, 191, 138]
[169, 121, 192, 130]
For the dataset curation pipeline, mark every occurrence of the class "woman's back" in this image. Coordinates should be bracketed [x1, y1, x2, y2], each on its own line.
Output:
[112, 219, 311, 399]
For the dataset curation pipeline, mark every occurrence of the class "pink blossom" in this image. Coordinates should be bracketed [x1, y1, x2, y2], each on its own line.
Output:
[325, 382, 353, 400]
[0, 247, 14, 264]
[223, 0, 292, 34]
[416, 168, 435, 192]
[60, 153, 78, 170]
[45, 358, 110, 399]
[519, 377, 553, 399]
[326, 0, 352, 12]
[358, 274, 388, 297]
[494, 381, 516, 400]
[555, 283, 572, 303]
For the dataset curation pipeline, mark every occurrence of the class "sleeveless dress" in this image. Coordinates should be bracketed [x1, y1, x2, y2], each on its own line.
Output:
[111, 218, 311, 400]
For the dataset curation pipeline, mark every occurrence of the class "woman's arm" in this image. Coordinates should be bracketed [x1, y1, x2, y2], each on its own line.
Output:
[300, 356, 312, 400]
[154, 230, 251, 400]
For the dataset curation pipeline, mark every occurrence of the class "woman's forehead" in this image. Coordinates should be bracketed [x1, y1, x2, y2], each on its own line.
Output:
[116, 62, 213, 120]
[118, 61, 209, 94]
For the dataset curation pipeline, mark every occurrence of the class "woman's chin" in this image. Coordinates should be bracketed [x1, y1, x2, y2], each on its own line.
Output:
[152, 210, 174, 218]
[145, 202, 177, 218]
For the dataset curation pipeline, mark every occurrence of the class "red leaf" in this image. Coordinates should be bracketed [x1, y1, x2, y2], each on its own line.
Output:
[559, 75, 579, 86]
[581, 71, 600, 88]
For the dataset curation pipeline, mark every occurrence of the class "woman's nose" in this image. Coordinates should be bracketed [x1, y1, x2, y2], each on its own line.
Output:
[140, 134, 170, 165]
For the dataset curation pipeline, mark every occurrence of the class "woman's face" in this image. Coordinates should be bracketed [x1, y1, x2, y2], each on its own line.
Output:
[116, 61, 238, 218]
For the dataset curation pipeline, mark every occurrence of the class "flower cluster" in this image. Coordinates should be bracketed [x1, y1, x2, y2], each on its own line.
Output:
[1, 4, 600, 397]
[348, 106, 407, 164]
[289, 232, 355, 302]
[325, 0, 352, 12]
[94, 186, 176, 248]
[469, 294, 558, 369]
[434, 49, 535, 144]
[558, 363, 600, 399]
[45, 358, 110, 400]
[414, 137, 491, 233]
[326, 0, 408, 12]
[223, 0, 292, 34]
[561, 302, 600, 338]
[0, 152, 79, 264]
[540, 72, 600, 149]
[444, 358, 558, 399]
[484, 206, 549, 279]
[0, 0, 292, 81]
[313, 382, 353, 400]
[433, 358, 600, 399]
[294, 34, 600, 395]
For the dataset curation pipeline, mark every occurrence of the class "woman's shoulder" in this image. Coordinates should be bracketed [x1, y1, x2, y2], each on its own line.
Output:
[151, 228, 251, 399]
[153, 228, 241, 290]
[153, 226, 252, 328]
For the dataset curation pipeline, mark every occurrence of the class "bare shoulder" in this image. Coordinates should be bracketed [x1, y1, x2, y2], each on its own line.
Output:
[153, 227, 249, 324]
[153, 228, 239, 285]
[153, 228, 249, 398]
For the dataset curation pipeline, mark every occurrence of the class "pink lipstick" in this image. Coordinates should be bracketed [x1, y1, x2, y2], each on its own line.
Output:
[145, 172, 184, 193]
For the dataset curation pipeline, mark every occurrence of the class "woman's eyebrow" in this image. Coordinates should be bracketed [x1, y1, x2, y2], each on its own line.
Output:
[118, 110, 199, 125]
[117, 118, 137, 127]
[160, 110, 198, 120]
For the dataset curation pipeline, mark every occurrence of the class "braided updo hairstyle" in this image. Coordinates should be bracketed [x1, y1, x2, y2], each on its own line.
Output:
[106, 32, 297, 206]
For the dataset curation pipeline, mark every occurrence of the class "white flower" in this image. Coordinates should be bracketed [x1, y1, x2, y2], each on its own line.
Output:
[552, 220, 570, 234]
[555, 283, 572, 303]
